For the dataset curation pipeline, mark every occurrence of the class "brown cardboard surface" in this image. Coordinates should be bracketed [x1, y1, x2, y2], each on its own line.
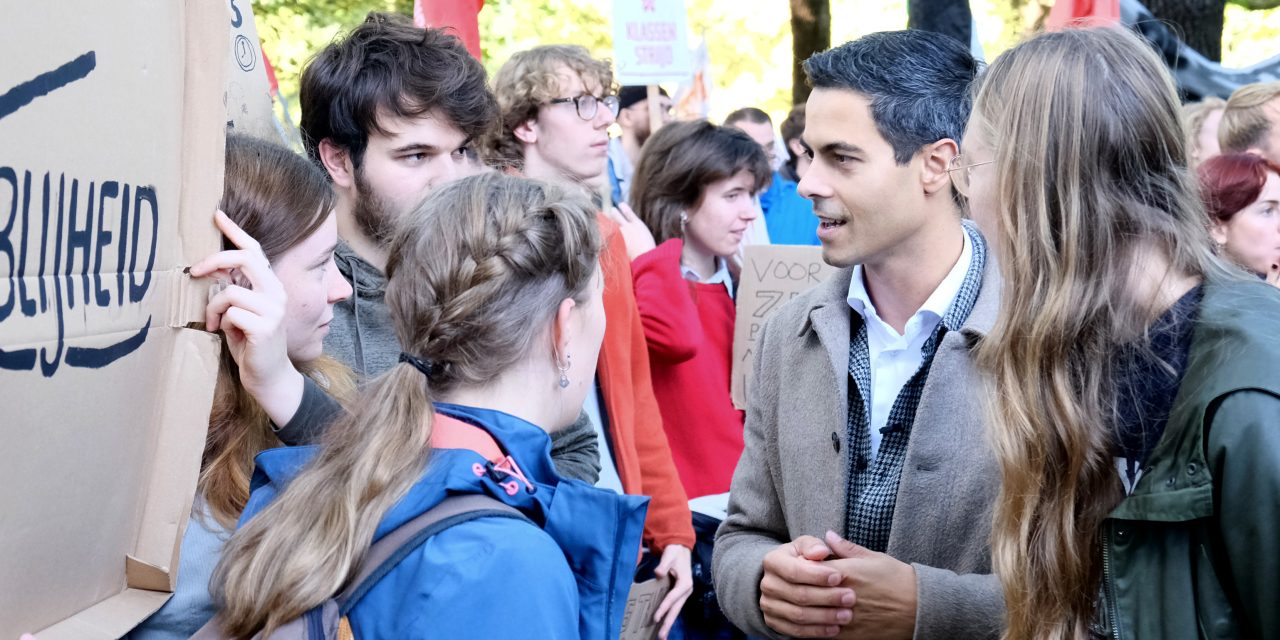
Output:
[0, 1, 227, 634]
[619, 578, 673, 640]
[224, 0, 279, 140]
[730, 245, 838, 409]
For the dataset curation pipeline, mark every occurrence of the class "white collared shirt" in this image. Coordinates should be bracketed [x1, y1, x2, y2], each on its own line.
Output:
[846, 229, 972, 464]
[681, 257, 735, 300]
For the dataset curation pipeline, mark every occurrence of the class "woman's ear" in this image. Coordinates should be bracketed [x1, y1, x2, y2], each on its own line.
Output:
[921, 138, 959, 196]
[787, 137, 806, 158]
[551, 297, 578, 365]
[1210, 221, 1229, 248]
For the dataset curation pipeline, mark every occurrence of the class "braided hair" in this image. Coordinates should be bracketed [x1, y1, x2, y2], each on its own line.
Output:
[211, 173, 601, 637]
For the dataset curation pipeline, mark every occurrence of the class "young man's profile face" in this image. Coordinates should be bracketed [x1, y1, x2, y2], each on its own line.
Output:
[526, 66, 616, 186]
[619, 95, 673, 143]
[351, 108, 483, 243]
[798, 88, 930, 269]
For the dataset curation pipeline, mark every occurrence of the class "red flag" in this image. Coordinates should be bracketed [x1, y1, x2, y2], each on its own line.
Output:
[414, 0, 485, 59]
[1045, 0, 1120, 30]
[261, 48, 280, 96]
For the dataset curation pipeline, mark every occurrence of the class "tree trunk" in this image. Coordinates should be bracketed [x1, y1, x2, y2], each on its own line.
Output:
[907, 0, 973, 48]
[1144, 0, 1227, 61]
[790, 0, 831, 106]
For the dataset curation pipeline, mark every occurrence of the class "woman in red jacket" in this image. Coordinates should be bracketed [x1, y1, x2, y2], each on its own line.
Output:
[629, 120, 771, 499]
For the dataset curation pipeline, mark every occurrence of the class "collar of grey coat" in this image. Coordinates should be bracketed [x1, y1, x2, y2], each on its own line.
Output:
[797, 221, 1003, 381]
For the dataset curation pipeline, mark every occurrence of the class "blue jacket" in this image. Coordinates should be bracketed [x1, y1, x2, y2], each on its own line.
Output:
[759, 171, 820, 246]
[240, 403, 650, 639]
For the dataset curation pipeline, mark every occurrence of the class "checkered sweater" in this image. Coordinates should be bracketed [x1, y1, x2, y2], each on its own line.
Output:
[843, 222, 987, 550]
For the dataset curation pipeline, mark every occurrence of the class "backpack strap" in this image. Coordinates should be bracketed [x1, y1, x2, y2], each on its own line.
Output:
[335, 493, 531, 615]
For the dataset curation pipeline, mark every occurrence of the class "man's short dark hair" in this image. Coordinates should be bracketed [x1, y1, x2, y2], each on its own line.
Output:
[724, 107, 772, 128]
[804, 30, 978, 165]
[299, 12, 497, 170]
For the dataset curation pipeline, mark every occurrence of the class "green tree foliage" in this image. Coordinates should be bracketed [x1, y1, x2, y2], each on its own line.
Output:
[253, 0, 411, 111]
[480, 0, 793, 120]
[252, 0, 1278, 127]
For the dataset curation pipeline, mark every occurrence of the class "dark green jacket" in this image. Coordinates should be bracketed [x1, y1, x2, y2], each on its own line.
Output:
[1100, 276, 1280, 640]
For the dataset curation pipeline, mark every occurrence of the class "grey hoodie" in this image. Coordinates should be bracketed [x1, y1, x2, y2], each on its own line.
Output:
[325, 242, 399, 378]
[284, 242, 601, 482]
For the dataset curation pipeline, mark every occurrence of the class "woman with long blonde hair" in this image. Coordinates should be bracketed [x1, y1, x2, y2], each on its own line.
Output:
[958, 27, 1280, 639]
[209, 172, 647, 638]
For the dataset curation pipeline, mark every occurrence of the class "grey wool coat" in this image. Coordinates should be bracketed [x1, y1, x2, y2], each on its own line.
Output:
[713, 257, 1004, 640]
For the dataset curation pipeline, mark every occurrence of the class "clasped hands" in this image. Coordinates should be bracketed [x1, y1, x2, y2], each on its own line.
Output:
[760, 531, 917, 640]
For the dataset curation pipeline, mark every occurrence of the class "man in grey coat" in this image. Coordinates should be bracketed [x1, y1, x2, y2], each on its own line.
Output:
[713, 31, 1003, 640]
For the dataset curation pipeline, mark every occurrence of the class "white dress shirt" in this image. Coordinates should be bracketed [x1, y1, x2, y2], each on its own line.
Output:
[681, 256, 735, 300]
[846, 229, 972, 464]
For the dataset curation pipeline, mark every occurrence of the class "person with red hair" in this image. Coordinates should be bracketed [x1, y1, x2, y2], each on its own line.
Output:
[1198, 152, 1280, 286]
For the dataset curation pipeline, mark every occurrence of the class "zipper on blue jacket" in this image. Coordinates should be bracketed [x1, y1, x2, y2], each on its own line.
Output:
[605, 501, 626, 640]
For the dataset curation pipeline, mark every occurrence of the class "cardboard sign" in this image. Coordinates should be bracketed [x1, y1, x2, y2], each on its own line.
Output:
[225, 0, 278, 140]
[619, 578, 673, 640]
[0, 2, 227, 636]
[731, 245, 838, 409]
[611, 0, 693, 86]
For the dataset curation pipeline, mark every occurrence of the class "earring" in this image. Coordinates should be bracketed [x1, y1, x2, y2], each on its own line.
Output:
[679, 211, 689, 228]
[558, 353, 572, 389]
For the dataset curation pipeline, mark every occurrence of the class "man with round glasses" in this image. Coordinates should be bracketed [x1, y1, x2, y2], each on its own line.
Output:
[491, 45, 699, 640]
[491, 45, 622, 190]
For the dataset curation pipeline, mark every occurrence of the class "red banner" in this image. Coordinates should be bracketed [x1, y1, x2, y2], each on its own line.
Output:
[414, 0, 485, 59]
[1045, 0, 1120, 30]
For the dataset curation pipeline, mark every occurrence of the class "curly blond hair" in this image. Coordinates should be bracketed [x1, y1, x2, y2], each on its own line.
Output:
[487, 45, 615, 169]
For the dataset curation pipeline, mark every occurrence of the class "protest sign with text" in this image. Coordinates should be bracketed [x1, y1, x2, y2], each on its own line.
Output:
[612, 0, 693, 86]
[731, 245, 837, 409]
[0, 1, 226, 636]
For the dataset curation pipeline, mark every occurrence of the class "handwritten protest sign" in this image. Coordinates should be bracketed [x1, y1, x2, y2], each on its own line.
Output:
[0, 1, 226, 636]
[620, 578, 673, 640]
[611, 0, 693, 85]
[731, 245, 838, 409]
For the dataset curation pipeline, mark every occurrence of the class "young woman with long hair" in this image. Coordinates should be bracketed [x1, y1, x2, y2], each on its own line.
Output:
[1198, 152, 1280, 286]
[128, 134, 354, 638]
[958, 27, 1280, 639]
[209, 172, 647, 638]
[628, 120, 770, 501]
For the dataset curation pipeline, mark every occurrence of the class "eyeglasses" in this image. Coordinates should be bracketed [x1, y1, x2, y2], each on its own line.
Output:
[947, 155, 993, 197]
[548, 94, 620, 121]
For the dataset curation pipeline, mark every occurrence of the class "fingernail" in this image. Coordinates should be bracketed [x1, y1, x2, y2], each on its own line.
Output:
[827, 572, 841, 586]
[825, 626, 840, 637]
[841, 591, 855, 606]
[836, 610, 852, 624]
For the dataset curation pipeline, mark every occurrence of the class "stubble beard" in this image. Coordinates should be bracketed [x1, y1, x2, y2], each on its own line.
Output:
[352, 169, 398, 246]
